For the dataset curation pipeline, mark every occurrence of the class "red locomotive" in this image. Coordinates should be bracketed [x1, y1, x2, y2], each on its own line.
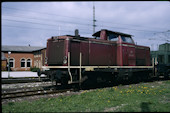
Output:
[38, 29, 155, 86]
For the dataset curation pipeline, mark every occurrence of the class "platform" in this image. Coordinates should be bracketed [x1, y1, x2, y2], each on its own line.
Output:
[1, 71, 45, 78]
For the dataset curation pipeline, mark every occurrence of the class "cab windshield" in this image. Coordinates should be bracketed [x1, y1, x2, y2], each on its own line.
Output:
[121, 36, 134, 44]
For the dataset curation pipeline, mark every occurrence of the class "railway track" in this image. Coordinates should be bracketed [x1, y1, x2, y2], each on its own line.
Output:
[2, 74, 169, 100]
[2, 82, 79, 100]
[2, 88, 74, 100]
[2, 77, 50, 84]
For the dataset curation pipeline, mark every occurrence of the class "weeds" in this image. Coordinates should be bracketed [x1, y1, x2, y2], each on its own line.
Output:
[2, 80, 170, 112]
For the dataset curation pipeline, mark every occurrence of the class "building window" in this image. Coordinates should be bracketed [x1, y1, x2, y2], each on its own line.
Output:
[39, 60, 41, 68]
[37, 60, 39, 68]
[34, 60, 38, 68]
[9, 58, 14, 68]
[34, 61, 36, 67]
[21, 59, 26, 67]
[27, 59, 32, 67]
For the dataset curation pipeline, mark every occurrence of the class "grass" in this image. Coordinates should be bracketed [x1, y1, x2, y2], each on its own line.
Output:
[2, 80, 170, 112]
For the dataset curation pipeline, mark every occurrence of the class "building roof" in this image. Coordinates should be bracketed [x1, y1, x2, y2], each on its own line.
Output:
[92, 29, 133, 37]
[159, 43, 170, 52]
[160, 43, 170, 46]
[1, 52, 6, 60]
[2, 45, 46, 53]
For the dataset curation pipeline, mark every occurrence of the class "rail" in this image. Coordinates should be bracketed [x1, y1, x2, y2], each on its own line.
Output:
[2, 77, 50, 84]
[2, 88, 73, 99]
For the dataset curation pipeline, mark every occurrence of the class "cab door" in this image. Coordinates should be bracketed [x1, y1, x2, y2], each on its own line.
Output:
[117, 36, 136, 66]
[127, 46, 136, 66]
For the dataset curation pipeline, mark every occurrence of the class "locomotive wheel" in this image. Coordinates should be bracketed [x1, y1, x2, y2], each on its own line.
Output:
[164, 70, 170, 80]
[61, 77, 68, 85]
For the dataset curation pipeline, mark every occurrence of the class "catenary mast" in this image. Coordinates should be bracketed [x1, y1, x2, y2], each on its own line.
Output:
[93, 2, 96, 34]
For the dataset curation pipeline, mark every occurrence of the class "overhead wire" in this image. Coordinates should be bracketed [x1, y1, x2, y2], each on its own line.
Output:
[97, 20, 169, 31]
[2, 24, 92, 35]
[96, 24, 162, 33]
[2, 6, 92, 22]
[2, 6, 168, 34]
[2, 16, 164, 34]
[2, 14, 92, 28]
[2, 18, 93, 33]
[2, 6, 94, 34]
[3, 6, 168, 31]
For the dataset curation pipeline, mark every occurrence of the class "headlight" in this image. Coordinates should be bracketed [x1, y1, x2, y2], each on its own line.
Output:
[63, 56, 67, 64]
[45, 57, 48, 64]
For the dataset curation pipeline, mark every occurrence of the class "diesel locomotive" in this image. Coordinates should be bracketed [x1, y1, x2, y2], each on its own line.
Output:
[38, 29, 165, 86]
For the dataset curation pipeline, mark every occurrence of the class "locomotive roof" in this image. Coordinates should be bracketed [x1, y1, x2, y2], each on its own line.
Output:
[92, 29, 133, 37]
[65, 35, 90, 39]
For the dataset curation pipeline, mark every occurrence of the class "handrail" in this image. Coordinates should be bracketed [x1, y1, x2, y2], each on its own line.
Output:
[79, 52, 82, 86]
[68, 52, 73, 83]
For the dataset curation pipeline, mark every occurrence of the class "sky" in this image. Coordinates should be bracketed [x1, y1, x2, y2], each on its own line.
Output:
[2, 1, 170, 51]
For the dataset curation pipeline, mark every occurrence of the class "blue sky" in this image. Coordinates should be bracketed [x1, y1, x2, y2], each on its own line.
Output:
[2, 1, 170, 50]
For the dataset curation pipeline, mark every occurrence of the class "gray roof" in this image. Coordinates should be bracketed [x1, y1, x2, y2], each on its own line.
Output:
[2, 45, 46, 52]
[1, 52, 6, 60]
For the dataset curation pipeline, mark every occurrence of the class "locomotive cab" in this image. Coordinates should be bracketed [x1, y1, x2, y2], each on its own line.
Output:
[93, 29, 136, 66]
[92, 29, 135, 44]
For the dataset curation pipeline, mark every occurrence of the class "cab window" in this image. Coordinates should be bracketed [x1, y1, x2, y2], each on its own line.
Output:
[108, 33, 118, 41]
[121, 36, 134, 44]
[95, 36, 100, 39]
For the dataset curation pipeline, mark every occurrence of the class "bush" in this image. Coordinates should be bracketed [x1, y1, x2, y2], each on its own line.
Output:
[30, 67, 39, 72]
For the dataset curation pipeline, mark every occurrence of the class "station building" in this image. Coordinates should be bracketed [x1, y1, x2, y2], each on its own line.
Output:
[150, 43, 170, 64]
[1, 45, 46, 71]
